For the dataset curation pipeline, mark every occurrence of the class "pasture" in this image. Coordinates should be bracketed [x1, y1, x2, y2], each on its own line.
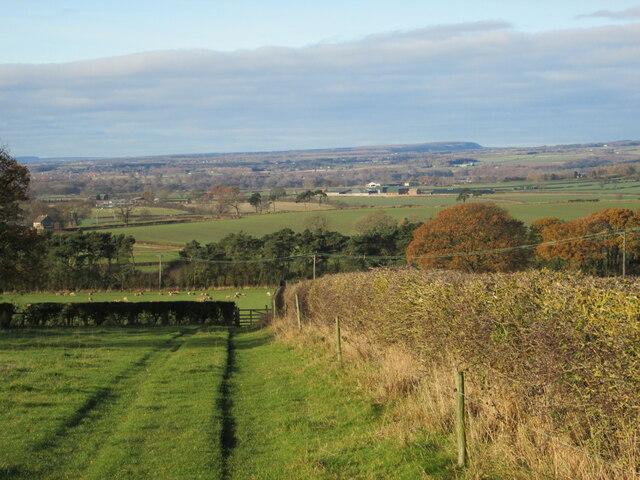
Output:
[98, 207, 432, 244]
[0, 327, 454, 479]
[97, 196, 640, 247]
[0, 326, 228, 479]
[0, 288, 275, 310]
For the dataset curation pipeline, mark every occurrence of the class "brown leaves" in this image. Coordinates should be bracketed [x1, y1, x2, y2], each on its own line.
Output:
[406, 202, 529, 272]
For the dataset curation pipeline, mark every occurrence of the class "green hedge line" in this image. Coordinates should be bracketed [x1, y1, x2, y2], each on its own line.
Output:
[1, 301, 237, 328]
[283, 269, 640, 458]
[0, 303, 14, 328]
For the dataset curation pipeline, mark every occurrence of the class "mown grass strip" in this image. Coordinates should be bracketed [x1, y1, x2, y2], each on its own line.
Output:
[82, 327, 228, 480]
[0, 327, 190, 480]
[227, 329, 455, 479]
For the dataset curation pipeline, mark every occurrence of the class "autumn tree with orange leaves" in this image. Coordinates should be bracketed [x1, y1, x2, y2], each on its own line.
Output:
[533, 208, 640, 275]
[406, 202, 530, 272]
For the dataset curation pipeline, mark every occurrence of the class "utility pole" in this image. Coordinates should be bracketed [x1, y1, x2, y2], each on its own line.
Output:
[312, 254, 317, 280]
[622, 231, 627, 278]
[157, 254, 163, 290]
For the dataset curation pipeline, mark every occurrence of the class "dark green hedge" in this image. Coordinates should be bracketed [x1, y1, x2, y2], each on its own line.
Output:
[3, 301, 237, 328]
[0, 303, 14, 329]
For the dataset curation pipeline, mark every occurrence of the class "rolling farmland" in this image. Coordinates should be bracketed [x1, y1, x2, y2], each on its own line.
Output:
[97, 197, 640, 247]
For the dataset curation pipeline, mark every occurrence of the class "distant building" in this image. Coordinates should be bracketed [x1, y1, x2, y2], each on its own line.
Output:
[33, 215, 54, 231]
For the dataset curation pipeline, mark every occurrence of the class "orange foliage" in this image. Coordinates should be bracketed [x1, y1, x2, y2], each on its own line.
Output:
[534, 208, 640, 274]
[406, 202, 529, 272]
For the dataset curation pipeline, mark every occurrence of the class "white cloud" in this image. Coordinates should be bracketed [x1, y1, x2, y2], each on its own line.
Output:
[1, 22, 639, 156]
[576, 6, 640, 20]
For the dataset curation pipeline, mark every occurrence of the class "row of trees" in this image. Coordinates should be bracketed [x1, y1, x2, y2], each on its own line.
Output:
[208, 186, 287, 217]
[168, 218, 421, 287]
[406, 202, 640, 276]
[0, 229, 138, 292]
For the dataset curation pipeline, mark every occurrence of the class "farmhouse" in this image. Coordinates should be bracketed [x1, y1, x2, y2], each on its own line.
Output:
[33, 215, 54, 231]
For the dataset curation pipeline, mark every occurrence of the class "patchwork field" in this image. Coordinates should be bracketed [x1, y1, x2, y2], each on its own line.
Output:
[97, 197, 640, 247]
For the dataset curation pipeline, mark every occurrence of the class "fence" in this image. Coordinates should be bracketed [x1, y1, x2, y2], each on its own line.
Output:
[235, 308, 272, 327]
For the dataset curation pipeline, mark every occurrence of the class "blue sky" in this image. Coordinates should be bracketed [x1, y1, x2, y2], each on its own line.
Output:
[2, 1, 640, 157]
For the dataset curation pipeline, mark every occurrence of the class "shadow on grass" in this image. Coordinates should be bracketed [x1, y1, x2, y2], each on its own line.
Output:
[0, 326, 243, 350]
[28, 330, 190, 456]
[217, 330, 237, 480]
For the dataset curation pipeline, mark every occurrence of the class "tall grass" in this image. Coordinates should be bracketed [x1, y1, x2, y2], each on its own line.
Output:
[276, 269, 640, 479]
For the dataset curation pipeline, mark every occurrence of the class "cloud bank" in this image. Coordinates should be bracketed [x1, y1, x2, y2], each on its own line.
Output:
[1, 21, 640, 156]
[576, 6, 640, 20]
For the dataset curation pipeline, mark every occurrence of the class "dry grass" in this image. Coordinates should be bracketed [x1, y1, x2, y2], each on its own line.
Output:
[273, 272, 640, 480]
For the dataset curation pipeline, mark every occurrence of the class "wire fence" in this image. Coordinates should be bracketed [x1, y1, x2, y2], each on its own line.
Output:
[455, 366, 640, 479]
[179, 227, 638, 265]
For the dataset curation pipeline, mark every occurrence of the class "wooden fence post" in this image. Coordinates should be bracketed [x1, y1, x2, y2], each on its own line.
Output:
[272, 297, 276, 321]
[335, 316, 342, 363]
[295, 294, 302, 331]
[456, 370, 467, 468]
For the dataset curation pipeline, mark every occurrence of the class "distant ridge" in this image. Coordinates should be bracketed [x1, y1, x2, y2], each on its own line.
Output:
[21, 141, 483, 164]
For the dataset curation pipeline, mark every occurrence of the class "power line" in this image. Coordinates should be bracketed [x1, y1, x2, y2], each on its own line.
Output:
[174, 228, 638, 265]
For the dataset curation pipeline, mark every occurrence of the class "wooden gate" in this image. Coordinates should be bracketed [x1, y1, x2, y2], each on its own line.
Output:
[235, 308, 271, 327]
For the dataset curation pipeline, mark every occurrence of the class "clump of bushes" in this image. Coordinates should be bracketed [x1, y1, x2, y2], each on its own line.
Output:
[279, 269, 639, 478]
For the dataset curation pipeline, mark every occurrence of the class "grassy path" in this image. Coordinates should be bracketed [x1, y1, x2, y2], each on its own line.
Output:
[226, 329, 454, 479]
[1, 327, 454, 479]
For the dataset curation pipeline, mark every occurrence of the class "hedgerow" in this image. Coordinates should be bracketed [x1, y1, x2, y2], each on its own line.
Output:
[281, 269, 640, 476]
[1, 301, 237, 327]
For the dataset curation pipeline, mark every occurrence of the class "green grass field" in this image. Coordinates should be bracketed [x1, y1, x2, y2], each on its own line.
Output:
[95, 196, 640, 247]
[0, 327, 455, 479]
[83, 207, 191, 227]
[97, 208, 432, 244]
[0, 288, 275, 310]
[0, 326, 227, 479]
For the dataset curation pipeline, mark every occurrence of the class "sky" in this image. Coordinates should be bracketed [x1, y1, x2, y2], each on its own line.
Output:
[1, 1, 640, 157]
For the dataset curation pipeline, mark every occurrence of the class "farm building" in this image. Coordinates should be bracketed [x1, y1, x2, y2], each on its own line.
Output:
[33, 215, 54, 231]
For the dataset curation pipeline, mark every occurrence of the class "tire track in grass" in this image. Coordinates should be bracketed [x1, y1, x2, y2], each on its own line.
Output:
[33, 329, 189, 451]
[218, 328, 237, 480]
[81, 327, 229, 479]
[7, 328, 194, 480]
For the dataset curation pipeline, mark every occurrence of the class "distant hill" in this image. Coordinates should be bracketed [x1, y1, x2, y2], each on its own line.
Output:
[19, 141, 484, 166]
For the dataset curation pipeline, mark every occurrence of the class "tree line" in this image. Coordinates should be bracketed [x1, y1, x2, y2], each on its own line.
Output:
[167, 217, 420, 288]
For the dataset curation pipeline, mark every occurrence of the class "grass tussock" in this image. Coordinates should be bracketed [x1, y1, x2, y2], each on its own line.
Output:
[274, 268, 640, 479]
